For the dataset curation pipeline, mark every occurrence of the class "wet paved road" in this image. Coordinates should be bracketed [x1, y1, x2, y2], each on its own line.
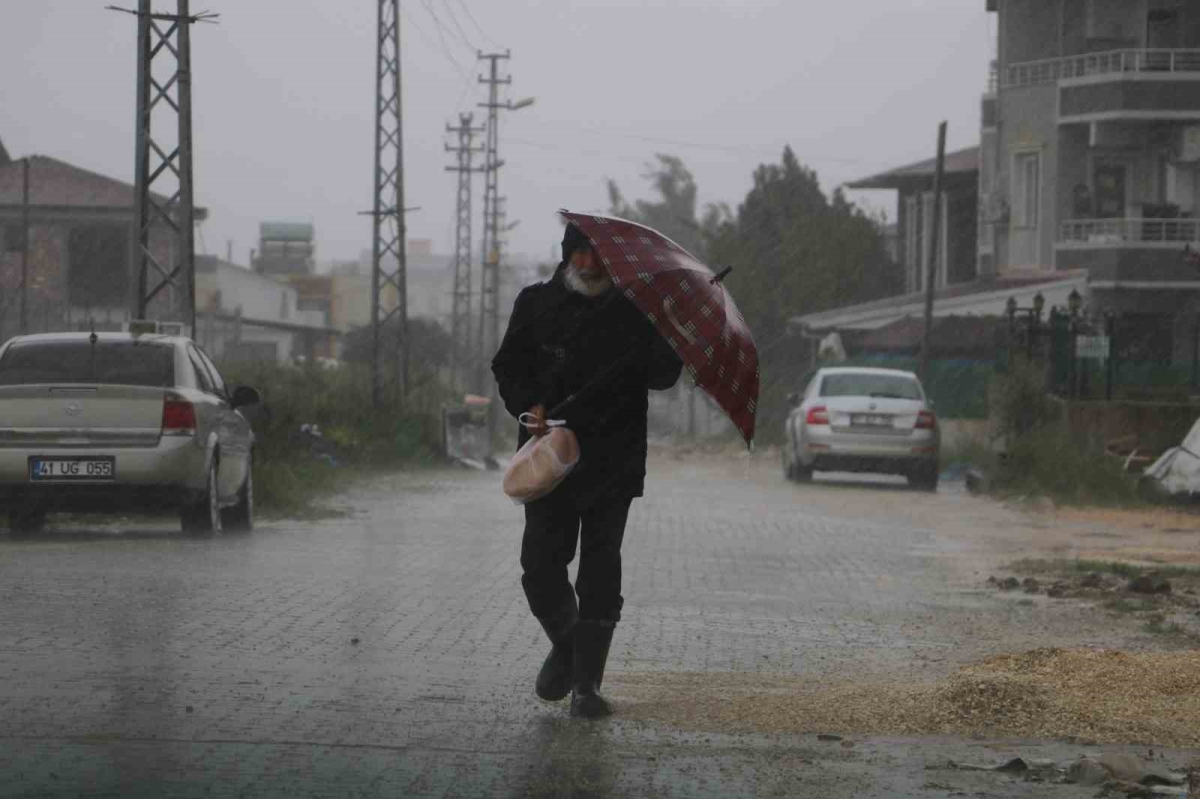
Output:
[0, 459, 1186, 797]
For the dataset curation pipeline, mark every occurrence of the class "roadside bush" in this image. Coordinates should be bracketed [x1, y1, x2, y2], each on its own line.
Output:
[965, 356, 1142, 506]
[992, 422, 1141, 506]
[218, 360, 449, 514]
[988, 357, 1057, 438]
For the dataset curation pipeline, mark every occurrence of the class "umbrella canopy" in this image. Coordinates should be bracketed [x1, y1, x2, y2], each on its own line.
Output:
[559, 211, 760, 444]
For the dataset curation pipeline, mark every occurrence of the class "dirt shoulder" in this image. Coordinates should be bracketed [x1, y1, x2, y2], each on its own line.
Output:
[631, 446, 1200, 751]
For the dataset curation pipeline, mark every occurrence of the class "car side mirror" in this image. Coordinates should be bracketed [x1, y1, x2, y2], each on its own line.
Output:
[230, 385, 261, 409]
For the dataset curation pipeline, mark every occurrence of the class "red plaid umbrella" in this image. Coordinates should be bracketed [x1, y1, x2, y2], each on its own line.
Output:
[560, 210, 760, 445]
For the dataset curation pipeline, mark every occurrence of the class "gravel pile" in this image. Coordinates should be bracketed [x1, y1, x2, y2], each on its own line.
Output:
[611, 648, 1200, 747]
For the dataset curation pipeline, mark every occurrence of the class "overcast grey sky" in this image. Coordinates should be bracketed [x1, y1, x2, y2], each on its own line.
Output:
[0, 0, 993, 268]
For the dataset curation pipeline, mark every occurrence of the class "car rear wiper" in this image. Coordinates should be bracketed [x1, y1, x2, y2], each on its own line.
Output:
[869, 392, 909, 399]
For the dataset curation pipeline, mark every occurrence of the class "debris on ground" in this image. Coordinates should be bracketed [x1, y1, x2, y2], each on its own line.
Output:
[986, 560, 1200, 639]
[1129, 574, 1173, 595]
[1139, 416, 1200, 502]
[613, 648, 1200, 748]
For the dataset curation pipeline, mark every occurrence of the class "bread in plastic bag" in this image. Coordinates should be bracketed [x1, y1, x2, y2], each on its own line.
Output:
[502, 427, 580, 505]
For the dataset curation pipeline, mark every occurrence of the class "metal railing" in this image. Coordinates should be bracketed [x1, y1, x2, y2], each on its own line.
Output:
[1005, 49, 1200, 88]
[1059, 218, 1200, 245]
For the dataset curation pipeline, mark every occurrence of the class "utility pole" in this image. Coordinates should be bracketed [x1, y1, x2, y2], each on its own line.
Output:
[369, 0, 408, 409]
[918, 121, 947, 385]
[476, 51, 533, 441]
[444, 113, 484, 394]
[111, 1, 215, 334]
[476, 51, 510, 428]
[20, 157, 29, 334]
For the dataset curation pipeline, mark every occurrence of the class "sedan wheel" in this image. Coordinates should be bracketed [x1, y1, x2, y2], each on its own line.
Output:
[181, 459, 222, 535]
[222, 461, 254, 532]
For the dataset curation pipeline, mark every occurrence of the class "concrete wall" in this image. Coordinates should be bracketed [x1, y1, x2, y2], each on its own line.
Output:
[1062, 82, 1200, 118]
[0, 219, 180, 342]
[998, 84, 1060, 270]
[1061, 399, 1200, 452]
[1090, 287, 1200, 366]
[1057, 248, 1200, 283]
[1002, 0, 1067, 64]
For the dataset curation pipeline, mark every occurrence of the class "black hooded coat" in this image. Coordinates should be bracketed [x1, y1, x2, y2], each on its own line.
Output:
[491, 261, 683, 506]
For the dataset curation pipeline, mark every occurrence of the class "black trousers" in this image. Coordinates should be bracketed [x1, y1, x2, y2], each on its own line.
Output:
[520, 486, 633, 624]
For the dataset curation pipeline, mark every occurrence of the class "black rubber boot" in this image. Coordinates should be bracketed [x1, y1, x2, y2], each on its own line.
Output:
[569, 619, 615, 718]
[534, 597, 577, 701]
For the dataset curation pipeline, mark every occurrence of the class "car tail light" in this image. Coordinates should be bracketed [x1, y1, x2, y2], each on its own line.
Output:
[916, 410, 937, 430]
[162, 393, 196, 436]
[806, 405, 830, 425]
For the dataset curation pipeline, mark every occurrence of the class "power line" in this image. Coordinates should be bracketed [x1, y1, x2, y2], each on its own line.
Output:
[434, 0, 476, 52]
[453, 0, 500, 49]
[419, 0, 466, 65]
[398, 5, 477, 99]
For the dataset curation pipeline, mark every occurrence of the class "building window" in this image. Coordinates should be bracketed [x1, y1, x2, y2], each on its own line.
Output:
[1013, 153, 1041, 228]
[67, 225, 131, 307]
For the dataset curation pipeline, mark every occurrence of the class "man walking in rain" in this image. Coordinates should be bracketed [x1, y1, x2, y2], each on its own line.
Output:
[492, 221, 683, 718]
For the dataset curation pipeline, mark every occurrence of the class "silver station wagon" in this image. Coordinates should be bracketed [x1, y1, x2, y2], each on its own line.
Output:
[782, 366, 941, 490]
[0, 329, 259, 534]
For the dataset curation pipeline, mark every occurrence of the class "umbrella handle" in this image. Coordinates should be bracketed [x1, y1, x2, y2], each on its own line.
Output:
[547, 348, 642, 419]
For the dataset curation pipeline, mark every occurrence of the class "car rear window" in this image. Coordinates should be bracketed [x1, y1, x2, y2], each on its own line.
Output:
[0, 340, 175, 387]
[820, 373, 922, 400]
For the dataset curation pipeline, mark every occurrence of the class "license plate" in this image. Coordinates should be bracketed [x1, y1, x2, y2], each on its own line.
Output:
[851, 413, 892, 427]
[29, 457, 116, 482]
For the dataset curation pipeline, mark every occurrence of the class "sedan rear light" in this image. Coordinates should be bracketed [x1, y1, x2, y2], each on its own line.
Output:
[162, 393, 196, 436]
[915, 410, 937, 430]
[806, 405, 830, 425]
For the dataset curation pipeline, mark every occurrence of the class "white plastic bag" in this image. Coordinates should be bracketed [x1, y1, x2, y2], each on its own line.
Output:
[502, 415, 580, 505]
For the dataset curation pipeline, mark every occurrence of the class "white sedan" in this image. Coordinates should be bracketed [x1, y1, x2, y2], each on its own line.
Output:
[782, 367, 940, 490]
[0, 329, 259, 534]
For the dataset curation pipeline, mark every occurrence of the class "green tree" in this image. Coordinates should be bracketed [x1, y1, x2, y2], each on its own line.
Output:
[342, 317, 454, 388]
[711, 146, 901, 442]
[607, 154, 730, 259]
[606, 148, 901, 445]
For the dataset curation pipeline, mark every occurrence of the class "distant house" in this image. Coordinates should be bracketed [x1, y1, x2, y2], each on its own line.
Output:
[0, 147, 206, 341]
[797, 0, 1200, 370]
[982, 0, 1200, 365]
[847, 145, 981, 293]
[195, 256, 340, 363]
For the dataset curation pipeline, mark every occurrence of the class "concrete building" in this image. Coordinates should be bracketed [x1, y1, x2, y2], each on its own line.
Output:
[984, 0, 1200, 363]
[0, 146, 203, 342]
[797, 1, 1200, 370]
[194, 256, 339, 363]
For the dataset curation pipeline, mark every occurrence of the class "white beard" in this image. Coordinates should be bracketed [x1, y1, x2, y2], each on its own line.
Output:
[563, 262, 613, 297]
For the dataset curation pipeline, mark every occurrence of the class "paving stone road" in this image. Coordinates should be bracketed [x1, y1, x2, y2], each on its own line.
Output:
[0, 457, 1191, 798]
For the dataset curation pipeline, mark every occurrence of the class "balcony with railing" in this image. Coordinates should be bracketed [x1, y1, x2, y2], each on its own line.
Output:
[1005, 49, 1200, 121]
[1056, 218, 1200, 283]
[1059, 218, 1200, 247]
[1005, 49, 1200, 89]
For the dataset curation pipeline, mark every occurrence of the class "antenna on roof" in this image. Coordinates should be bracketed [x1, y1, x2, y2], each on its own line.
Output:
[89, 318, 98, 345]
